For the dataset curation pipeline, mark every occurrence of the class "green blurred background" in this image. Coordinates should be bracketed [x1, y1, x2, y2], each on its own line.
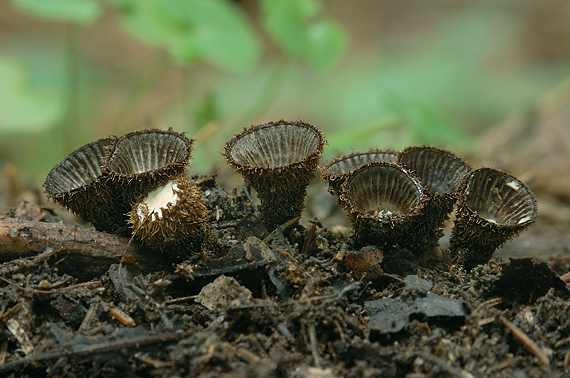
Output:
[2, 0, 570, 208]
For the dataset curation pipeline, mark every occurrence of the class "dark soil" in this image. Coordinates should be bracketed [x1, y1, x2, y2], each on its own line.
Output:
[0, 174, 569, 378]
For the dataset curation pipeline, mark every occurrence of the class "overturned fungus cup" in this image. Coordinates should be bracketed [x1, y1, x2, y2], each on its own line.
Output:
[129, 176, 213, 259]
[398, 146, 472, 251]
[449, 168, 537, 271]
[223, 120, 326, 231]
[44, 137, 124, 233]
[340, 162, 425, 251]
[321, 149, 399, 197]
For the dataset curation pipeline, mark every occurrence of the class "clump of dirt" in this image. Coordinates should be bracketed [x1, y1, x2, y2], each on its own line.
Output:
[0, 176, 568, 377]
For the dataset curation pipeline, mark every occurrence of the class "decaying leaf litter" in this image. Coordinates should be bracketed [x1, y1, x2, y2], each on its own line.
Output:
[0, 122, 569, 377]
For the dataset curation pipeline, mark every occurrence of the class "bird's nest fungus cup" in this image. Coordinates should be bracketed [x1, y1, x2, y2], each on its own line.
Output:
[449, 168, 537, 271]
[398, 146, 472, 250]
[340, 162, 426, 251]
[129, 176, 213, 260]
[321, 149, 399, 197]
[224, 120, 326, 231]
[44, 137, 124, 233]
[106, 128, 193, 209]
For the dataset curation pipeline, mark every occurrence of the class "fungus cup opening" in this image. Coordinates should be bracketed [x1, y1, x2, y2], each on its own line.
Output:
[322, 149, 399, 180]
[107, 128, 193, 178]
[224, 120, 325, 171]
[399, 146, 471, 196]
[44, 137, 115, 196]
[463, 168, 537, 227]
[345, 162, 424, 222]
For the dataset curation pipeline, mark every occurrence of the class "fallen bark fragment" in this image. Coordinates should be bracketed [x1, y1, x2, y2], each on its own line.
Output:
[0, 217, 170, 277]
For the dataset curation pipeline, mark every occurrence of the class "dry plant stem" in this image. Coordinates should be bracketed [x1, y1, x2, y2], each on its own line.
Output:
[0, 217, 169, 274]
[499, 315, 550, 367]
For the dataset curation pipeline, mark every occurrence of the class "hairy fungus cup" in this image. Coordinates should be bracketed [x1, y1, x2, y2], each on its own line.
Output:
[223, 120, 326, 231]
[106, 128, 193, 211]
[129, 176, 213, 259]
[449, 168, 537, 271]
[44, 137, 123, 233]
[340, 162, 425, 251]
[321, 149, 399, 197]
[398, 146, 472, 251]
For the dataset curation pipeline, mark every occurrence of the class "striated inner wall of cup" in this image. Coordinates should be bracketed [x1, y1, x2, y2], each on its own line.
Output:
[229, 124, 322, 169]
[45, 138, 113, 196]
[464, 169, 536, 226]
[108, 131, 190, 176]
[323, 150, 398, 177]
[347, 164, 423, 219]
[400, 148, 471, 196]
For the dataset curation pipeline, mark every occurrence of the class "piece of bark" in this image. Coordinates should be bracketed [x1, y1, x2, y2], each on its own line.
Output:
[0, 216, 170, 277]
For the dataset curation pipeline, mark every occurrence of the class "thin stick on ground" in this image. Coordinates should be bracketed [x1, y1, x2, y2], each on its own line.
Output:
[499, 315, 550, 367]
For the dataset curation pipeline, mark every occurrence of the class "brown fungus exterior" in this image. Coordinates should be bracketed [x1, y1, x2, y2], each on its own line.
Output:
[106, 128, 193, 219]
[449, 168, 537, 271]
[340, 161, 427, 252]
[223, 120, 326, 231]
[129, 176, 213, 260]
[321, 148, 399, 197]
[398, 146, 472, 251]
[44, 137, 125, 234]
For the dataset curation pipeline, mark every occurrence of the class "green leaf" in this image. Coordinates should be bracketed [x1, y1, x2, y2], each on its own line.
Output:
[0, 58, 63, 132]
[111, 0, 260, 72]
[11, 0, 102, 24]
[259, 0, 348, 70]
[382, 93, 468, 148]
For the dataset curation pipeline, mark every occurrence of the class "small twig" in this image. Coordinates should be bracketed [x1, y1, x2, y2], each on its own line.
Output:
[475, 297, 503, 312]
[267, 245, 298, 263]
[0, 303, 22, 327]
[301, 222, 317, 255]
[0, 276, 101, 296]
[415, 351, 473, 378]
[307, 323, 322, 369]
[0, 330, 193, 373]
[499, 315, 550, 367]
[554, 335, 570, 348]
[263, 216, 301, 244]
[486, 356, 522, 373]
[164, 295, 199, 305]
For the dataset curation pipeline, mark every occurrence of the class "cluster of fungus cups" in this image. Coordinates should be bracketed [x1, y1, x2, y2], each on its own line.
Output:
[223, 120, 326, 231]
[44, 128, 213, 260]
[322, 145, 537, 270]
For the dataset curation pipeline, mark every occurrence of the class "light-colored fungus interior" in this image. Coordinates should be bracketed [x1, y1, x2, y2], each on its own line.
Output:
[400, 150, 470, 195]
[47, 142, 108, 195]
[230, 124, 321, 168]
[348, 165, 422, 219]
[465, 172, 536, 225]
[111, 133, 188, 175]
[137, 181, 179, 222]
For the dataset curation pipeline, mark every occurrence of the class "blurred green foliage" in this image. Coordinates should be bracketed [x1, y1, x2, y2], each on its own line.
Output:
[1, 1, 570, 177]
[111, 0, 261, 71]
[12, 0, 101, 24]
